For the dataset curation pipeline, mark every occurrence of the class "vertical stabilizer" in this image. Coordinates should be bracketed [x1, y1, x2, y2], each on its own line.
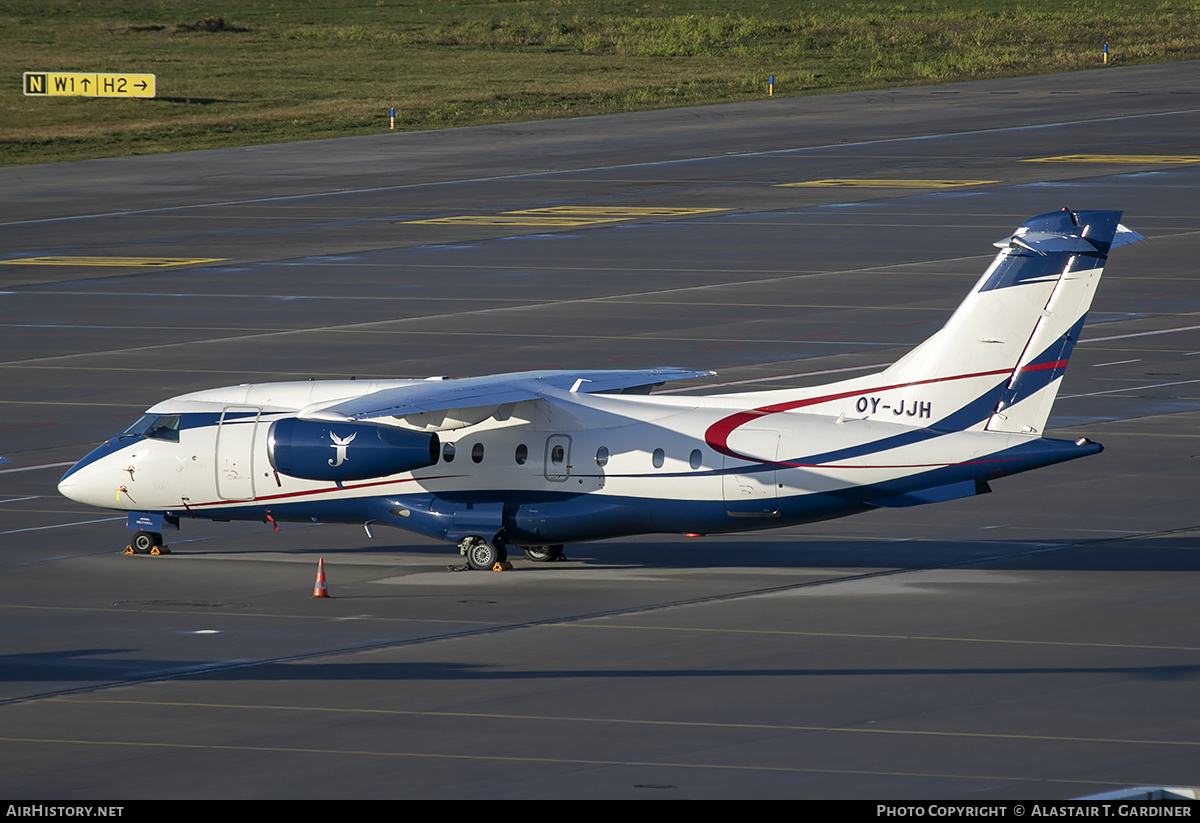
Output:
[876, 209, 1142, 433]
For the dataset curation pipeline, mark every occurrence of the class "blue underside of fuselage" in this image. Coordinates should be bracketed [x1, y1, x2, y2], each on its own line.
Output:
[155, 436, 1099, 545]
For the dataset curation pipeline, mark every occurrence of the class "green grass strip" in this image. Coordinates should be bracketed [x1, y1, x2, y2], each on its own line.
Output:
[4, 0, 1199, 165]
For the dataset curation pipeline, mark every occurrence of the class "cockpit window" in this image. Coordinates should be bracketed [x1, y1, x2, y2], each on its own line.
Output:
[146, 415, 181, 442]
[121, 414, 180, 442]
[120, 415, 156, 438]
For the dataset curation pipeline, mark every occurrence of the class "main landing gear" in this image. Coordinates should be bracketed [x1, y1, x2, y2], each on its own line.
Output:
[458, 536, 509, 571]
[125, 530, 170, 556]
[522, 544, 565, 562]
[454, 537, 568, 570]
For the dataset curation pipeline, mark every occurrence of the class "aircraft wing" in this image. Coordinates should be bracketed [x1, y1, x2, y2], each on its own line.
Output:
[301, 368, 714, 422]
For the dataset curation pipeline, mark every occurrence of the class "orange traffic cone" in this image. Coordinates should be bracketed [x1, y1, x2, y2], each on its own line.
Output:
[312, 557, 330, 598]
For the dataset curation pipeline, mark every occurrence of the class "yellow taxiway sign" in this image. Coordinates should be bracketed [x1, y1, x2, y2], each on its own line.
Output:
[23, 72, 156, 98]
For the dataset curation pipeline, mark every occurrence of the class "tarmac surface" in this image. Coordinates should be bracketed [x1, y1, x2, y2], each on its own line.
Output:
[1, 61, 1199, 799]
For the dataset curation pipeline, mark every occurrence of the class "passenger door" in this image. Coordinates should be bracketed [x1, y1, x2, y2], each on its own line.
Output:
[215, 406, 261, 500]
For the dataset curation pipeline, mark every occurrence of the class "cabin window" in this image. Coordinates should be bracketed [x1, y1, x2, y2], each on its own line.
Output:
[515, 444, 528, 465]
[551, 444, 565, 466]
[689, 449, 703, 470]
[652, 448, 665, 469]
[443, 442, 456, 462]
[595, 446, 609, 467]
[471, 443, 485, 464]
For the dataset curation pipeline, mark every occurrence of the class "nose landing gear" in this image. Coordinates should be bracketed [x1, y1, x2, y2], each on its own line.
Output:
[125, 530, 170, 555]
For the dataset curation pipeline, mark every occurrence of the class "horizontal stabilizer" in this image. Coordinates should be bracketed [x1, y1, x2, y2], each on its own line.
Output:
[1111, 223, 1146, 249]
[992, 222, 1142, 255]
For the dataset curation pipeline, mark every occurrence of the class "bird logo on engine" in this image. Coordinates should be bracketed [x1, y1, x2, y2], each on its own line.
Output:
[328, 431, 357, 467]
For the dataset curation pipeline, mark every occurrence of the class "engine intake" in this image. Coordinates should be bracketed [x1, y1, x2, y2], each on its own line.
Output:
[268, 418, 439, 482]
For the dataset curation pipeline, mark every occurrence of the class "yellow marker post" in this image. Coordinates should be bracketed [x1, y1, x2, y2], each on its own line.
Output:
[23, 72, 156, 98]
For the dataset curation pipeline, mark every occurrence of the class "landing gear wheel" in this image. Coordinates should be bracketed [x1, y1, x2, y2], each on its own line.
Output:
[129, 531, 162, 555]
[465, 538, 502, 571]
[523, 544, 565, 562]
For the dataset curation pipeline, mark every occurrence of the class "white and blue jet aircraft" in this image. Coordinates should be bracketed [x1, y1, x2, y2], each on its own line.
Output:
[59, 209, 1142, 568]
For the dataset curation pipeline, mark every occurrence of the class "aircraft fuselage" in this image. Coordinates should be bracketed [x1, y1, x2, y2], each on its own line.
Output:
[58, 378, 1097, 548]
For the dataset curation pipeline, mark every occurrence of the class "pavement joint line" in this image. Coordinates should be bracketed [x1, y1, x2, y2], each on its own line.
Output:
[0, 734, 1146, 785]
[556, 623, 1200, 652]
[0, 256, 227, 268]
[1081, 323, 1200, 343]
[1024, 154, 1200, 163]
[0, 461, 75, 474]
[778, 179, 1000, 188]
[1062, 377, 1200, 398]
[39, 696, 1200, 750]
[0, 517, 123, 536]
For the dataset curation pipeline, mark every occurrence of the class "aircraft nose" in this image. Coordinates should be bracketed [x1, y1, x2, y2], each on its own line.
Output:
[57, 472, 80, 503]
[57, 460, 116, 509]
[56, 439, 125, 508]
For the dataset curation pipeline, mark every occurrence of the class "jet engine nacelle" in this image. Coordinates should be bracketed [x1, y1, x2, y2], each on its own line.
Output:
[267, 418, 440, 482]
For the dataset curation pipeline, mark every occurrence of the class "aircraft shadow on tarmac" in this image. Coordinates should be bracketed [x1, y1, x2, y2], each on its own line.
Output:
[168, 532, 1200, 573]
[4, 649, 1199, 684]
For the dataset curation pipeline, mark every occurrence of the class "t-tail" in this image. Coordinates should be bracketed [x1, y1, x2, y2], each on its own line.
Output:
[866, 209, 1143, 434]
